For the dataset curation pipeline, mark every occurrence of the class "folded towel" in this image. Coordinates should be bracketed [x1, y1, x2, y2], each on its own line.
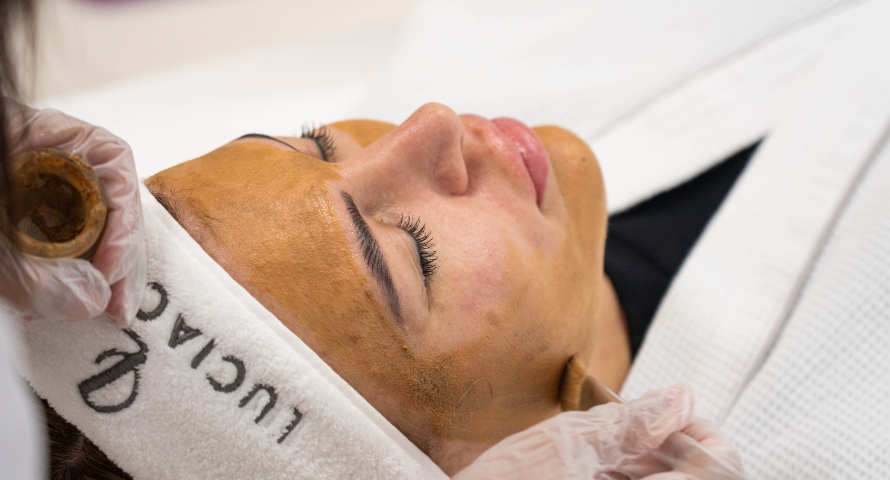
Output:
[20, 184, 446, 479]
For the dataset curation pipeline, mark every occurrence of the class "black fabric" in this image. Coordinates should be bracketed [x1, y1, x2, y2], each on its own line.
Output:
[604, 141, 760, 358]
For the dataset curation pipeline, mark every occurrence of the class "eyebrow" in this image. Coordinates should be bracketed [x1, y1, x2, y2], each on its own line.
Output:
[236, 133, 298, 151]
[341, 191, 403, 325]
[151, 190, 183, 223]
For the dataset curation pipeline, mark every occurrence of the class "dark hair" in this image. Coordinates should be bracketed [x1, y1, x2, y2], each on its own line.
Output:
[42, 400, 133, 480]
[0, 0, 34, 244]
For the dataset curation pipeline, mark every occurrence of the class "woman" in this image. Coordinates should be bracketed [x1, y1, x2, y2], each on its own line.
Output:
[138, 103, 743, 476]
[21, 103, 745, 479]
[0, 3, 741, 477]
[0, 0, 737, 473]
[144, 105, 622, 468]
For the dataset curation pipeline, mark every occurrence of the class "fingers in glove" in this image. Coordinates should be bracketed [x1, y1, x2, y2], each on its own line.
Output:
[103, 247, 146, 326]
[81, 131, 142, 282]
[452, 386, 698, 480]
[602, 385, 695, 479]
[678, 418, 745, 476]
[604, 385, 694, 458]
[636, 473, 699, 480]
[6, 105, 146, 324]
[25, 257, 110, 321]
[64, 120, 145, 325]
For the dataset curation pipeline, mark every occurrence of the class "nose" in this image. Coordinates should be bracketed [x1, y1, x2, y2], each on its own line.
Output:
[358, 103, 469, 198]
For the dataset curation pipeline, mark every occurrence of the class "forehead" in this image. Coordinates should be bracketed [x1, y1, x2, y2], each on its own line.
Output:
[157, 141, 333, 182]
[146, 140, 434, 402]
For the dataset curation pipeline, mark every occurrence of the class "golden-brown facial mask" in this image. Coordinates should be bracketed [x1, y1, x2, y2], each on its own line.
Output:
[146, 142, 461, 440]
[147, 108, 617, 472]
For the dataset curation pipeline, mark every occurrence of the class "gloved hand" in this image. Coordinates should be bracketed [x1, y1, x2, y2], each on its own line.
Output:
[0, 101, 145, 325]
[452, 385, 745, 480]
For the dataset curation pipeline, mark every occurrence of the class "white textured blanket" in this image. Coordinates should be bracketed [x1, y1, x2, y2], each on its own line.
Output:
[20, 185, 446, 479]
[350, 0, 890, 477]
[622, 1, 890, 477]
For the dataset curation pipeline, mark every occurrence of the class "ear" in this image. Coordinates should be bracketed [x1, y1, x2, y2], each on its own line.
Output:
[558, 356, 621, 411]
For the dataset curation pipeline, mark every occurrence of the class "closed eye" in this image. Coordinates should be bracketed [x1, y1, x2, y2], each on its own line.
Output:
[397, 215, 438, 287]
[301, 124, 337, 162]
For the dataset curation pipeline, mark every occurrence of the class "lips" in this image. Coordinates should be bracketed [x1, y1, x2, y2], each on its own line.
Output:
[491, 117, 550, 206]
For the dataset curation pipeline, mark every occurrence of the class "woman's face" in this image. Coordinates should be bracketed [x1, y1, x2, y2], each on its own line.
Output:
[147, 103, 607, 468]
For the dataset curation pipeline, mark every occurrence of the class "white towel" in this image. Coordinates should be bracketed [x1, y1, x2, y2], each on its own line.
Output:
[19, 185, 446, 480]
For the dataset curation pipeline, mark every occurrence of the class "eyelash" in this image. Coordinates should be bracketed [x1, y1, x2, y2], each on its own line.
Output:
[301, 123, 337, 162]
[397, 215, 439, 283]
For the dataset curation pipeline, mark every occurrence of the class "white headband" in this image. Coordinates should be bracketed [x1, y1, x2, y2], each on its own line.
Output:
[21, 184, 446, 479]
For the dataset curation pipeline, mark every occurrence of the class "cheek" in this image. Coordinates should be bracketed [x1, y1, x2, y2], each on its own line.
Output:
[419, 226, 546, 355]
[435, 224, 593, 375]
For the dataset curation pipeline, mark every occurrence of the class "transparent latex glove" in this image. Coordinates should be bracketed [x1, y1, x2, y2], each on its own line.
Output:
[453, 385, 745, 480]
[642, 417, 745, 480]
[0, 101, 145, 325]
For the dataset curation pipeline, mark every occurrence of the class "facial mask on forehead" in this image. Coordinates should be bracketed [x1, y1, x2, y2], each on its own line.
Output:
[19, 183, 446, 480]
[147, 142, 441, 415]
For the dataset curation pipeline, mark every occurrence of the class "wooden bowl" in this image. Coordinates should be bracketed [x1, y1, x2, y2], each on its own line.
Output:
[6, 148, 107, 259]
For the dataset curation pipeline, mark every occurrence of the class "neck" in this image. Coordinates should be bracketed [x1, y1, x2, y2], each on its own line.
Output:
[585, 273, 631, 392]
